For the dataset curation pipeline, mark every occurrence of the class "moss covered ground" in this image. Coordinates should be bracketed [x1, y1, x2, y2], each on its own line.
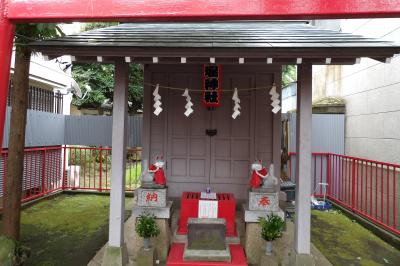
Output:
[311, 209, 400, 266]
[0, 194, 134, 266]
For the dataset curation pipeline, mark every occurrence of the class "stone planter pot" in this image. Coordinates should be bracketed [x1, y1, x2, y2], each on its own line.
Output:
[143, 238, 150, 250]
[265, 241, 273, 255]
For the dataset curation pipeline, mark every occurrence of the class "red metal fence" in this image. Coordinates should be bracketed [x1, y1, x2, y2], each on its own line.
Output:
[0, 146, 142, 210]
[289, 152, 399, 236]
[0, 146, 398, 236]
[64, 146, 142, 191]
[0, 146, 64, 205]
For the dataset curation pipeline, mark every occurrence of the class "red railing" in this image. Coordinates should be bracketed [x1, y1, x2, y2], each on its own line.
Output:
[64, 146, 142, 192]
[1, 146, 398, 236]
[0, 146, 142, 210]
[0, 146, 64, 207]
[288, 152, 399, 236]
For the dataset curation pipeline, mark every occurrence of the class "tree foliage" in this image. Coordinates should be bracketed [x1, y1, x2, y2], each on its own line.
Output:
[282, 65, 297, 87]
[72, 63, 144, 113]
[81, 22, 119, 32]
[71, 23, 144, 113]
[15, 24, 64, 48]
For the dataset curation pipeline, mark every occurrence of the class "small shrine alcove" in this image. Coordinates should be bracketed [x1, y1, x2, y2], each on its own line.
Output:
[142, 64, 281, 201]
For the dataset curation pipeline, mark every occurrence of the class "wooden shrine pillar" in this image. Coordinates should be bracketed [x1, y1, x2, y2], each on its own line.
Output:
[103, 60, 129, 265]
[272, 71, 282, 179]
[294, 64, 312, 255]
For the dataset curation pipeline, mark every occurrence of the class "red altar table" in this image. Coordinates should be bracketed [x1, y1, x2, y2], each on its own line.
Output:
[177, 192, 236, 237]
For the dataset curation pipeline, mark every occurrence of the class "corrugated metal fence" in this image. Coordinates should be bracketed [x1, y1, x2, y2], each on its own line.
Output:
[285, 113, 345, 154]
[65, 115, 142, 147]
[2, 107, 143, 148]
[284, 113, 345, 183]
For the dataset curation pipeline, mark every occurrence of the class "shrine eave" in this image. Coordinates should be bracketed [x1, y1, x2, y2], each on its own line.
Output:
[31, 21, 400, 65]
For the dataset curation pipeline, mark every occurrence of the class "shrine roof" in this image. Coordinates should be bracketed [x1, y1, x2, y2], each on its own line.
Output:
[31, 21, 400, 64]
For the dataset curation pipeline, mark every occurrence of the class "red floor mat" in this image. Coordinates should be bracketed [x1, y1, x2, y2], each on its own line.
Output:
[166, 243, 248, 266]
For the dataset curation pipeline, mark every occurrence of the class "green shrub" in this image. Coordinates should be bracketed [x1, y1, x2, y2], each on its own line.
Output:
[135, 213, 160, 238]
[259, 214, 285, 241]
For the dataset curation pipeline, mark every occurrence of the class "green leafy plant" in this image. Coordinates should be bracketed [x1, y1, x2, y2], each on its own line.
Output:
[135, 213, 160, 238]
[259, 214, 285, 241]
[71, 23, 143, 114]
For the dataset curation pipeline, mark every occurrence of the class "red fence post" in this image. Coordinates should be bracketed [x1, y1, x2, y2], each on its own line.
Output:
[99, 148, 103, 192]
[351, 158, 356, 211]
[393, 167, 397, 230]
[62, 145, 67, 190]
[42, 149, 47, 196]
[326, 154, 330, 196]
[2, 151, 7, 199]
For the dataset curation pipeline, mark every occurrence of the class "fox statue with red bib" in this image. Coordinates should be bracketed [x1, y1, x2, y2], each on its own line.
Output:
[140, 156, 167, 188]
[249, 161, 268, 189]
[249, 161, 279, 193]
[149, 157, 167, 186]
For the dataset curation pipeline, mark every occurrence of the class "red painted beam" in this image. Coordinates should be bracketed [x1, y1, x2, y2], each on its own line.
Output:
[0, 0, 14, 150]
[6, 0, 400, 22]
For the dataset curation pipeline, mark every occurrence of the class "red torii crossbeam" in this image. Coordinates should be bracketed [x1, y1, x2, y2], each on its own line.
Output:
[6, 0, 400, 21]
[1, 0, 400, 148]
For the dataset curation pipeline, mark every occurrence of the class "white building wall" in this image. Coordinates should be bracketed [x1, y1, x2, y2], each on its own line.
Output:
[313, 19, 400, 164]
[10, 51, 73, 115]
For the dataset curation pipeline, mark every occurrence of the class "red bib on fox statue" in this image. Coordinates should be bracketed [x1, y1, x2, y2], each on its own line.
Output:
[149, 157, 167, 186]
[250, 161, 267, 189]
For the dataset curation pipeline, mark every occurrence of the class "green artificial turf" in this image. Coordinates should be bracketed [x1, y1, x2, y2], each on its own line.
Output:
[311, 209, 400, 266]
[1, 194, 133, 266]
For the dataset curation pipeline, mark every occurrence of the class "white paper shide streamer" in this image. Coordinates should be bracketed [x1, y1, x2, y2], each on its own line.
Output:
[153, 84, 163, 116]
[232, 88, 241, 119]
[269, 84, 281, 114]
[182, 88, 194, 117]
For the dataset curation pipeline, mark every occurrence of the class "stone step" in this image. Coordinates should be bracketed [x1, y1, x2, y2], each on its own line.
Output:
[172, 228, 241, 244]
[166, 243, 247, 266]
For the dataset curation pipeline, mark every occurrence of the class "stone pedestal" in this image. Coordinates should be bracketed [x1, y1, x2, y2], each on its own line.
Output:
[243, 203, 284, 222]
[289, 250, 316, 266]
[243, 203, 286, 265]
[244, 222, 264, 265]
[136, 247, 156, 266]
[183, 218, 231, 262]
[101, 243, 128, 266]
[131, 201, 173, 263]
[249, 191, 279, 211]
[137, 187, 167, 207]
[260, 253, 280, 266]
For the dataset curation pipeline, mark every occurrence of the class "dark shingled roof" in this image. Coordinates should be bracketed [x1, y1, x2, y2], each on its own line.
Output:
[32, 21, 400, 64]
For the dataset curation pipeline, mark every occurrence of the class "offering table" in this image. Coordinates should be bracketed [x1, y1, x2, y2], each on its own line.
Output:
[177, 192, 236, 237]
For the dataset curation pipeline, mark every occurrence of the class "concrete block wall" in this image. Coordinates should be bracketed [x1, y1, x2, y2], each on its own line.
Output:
[313, 18, 400, 165]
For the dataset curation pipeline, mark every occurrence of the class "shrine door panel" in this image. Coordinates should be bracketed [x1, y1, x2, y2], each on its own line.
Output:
[254, 73, 274, 166]
[209, 74, 255, 186]
[149, 72, 168, 161]
[167, 71, 210, 184]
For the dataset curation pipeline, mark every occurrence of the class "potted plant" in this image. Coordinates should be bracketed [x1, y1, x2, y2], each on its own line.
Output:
[259, 214, 285, 255]
[135, 212, 160, 250]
